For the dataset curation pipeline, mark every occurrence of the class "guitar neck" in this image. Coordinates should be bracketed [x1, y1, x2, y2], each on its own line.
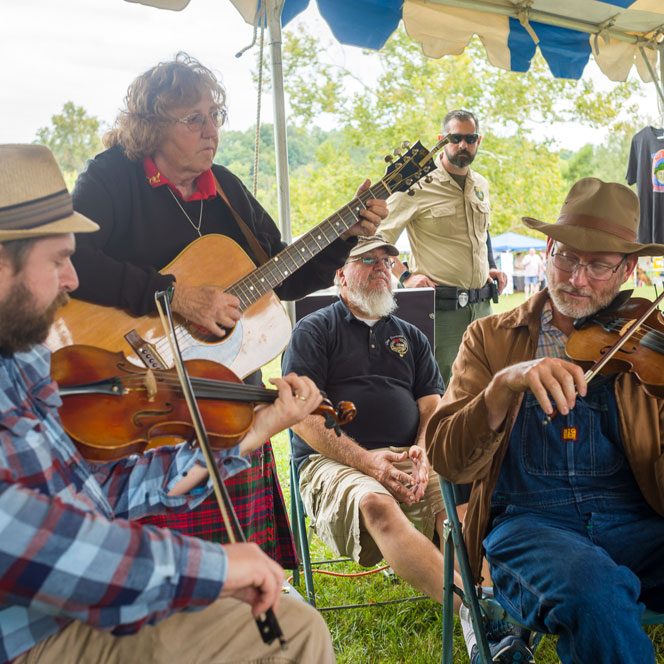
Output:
[226, 180, 392, 310]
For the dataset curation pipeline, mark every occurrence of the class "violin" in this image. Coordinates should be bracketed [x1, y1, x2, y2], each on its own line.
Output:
[565, 290, 664, 398]
[52, 344, 356, 462]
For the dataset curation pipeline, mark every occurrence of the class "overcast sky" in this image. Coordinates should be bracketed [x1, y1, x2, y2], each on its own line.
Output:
[1, 0, 659, 149]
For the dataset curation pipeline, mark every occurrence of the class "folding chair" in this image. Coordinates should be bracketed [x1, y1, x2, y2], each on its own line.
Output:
[439, 477, 664, 664]
[288, 287, 436, 610]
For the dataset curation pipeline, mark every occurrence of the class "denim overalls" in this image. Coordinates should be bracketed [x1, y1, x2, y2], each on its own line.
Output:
[484, 376, 664, 664]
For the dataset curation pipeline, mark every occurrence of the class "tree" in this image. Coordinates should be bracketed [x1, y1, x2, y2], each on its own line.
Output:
[280, 28, 644, 236]
[36, 102, 104, 186]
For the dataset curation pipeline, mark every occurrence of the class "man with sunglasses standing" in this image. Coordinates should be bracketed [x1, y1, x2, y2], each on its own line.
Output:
[281, 235, 454, 604]
[427, 178, 664, 664]
[381, 109, 506, 385]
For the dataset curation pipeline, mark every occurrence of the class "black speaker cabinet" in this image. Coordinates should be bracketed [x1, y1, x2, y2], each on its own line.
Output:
[294, 287, 435, 348]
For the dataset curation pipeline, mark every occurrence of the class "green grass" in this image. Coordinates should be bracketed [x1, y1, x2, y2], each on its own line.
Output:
[265, 283, 663, 662]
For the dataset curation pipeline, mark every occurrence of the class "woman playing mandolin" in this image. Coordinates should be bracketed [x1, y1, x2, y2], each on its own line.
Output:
[68, 53, 387, 568]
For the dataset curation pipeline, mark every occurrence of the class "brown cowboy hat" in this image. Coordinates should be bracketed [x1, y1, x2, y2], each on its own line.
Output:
[0, 144, 98, 243]
[522, 177, 664, 257]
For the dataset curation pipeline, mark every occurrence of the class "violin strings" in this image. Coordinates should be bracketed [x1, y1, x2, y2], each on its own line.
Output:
[115, 373, 277, 400]
[601, 319, 664, 355]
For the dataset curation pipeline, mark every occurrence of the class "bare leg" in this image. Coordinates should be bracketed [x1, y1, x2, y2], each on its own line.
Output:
[360, 492, 461, 609]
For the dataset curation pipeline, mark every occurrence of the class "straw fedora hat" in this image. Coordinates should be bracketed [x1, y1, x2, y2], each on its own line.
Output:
[0, 144, 98, 242]
[522, 177, 664, 257]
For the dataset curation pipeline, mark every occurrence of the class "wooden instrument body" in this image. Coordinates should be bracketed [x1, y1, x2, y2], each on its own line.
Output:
[52, 345, 255, 462]
[48, 235, 292, 378]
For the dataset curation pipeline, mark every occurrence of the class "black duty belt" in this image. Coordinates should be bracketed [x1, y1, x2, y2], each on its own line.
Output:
[435, 283, 495, 311]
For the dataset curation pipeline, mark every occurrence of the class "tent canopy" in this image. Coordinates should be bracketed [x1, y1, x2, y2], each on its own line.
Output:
[278, 0, 664, 83]
[130, 1, 664, 84]
[491, 231, 547, 252]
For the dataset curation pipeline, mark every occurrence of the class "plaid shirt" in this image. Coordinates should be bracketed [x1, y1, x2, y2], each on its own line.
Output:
[536, 300, 568, 359]
[0, 346, 248, 663]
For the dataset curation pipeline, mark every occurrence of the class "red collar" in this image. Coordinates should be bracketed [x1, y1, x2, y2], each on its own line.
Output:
[143, 158, 217, 201]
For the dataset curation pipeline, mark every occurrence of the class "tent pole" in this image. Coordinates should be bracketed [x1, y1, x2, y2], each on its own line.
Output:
[265, 0, 295, 324]
[639, 46, 664, 112]
[266, 0, 291, 245]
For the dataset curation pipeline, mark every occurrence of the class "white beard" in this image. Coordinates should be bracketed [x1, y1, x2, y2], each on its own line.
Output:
[342, 270, 397, 319]
[546, 260, 621, 319]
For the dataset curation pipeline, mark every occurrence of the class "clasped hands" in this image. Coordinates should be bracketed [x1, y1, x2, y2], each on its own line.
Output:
[367, 445, 430, 505]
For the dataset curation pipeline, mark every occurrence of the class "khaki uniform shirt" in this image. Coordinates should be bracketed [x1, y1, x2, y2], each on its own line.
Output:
[381, 160, 491, 290]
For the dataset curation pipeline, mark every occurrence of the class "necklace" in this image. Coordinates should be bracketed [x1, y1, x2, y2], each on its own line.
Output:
[168, 188, 203, 237]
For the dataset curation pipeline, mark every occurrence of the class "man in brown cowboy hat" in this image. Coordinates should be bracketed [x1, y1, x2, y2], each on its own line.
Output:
[0, 144, 334, 663]
[426, 177, 664, 664]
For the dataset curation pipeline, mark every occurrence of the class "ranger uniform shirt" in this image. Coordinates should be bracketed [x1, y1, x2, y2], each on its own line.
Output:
[381, 159, 491, 290]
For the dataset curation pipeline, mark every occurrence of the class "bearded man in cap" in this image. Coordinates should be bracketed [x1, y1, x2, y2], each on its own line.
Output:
[427, 178, 664, 664]
[0, 145, 334, 664]
[283, 234, 461, 606]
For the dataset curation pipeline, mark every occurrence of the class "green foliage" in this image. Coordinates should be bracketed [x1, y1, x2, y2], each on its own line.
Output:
[280, 28, 646, 238]
[560, 127, 636, 190]
[217, 123, 331, 221]
[35, 101, 104, 187]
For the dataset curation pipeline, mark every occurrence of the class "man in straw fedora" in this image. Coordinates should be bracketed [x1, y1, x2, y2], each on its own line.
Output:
[0, 144, 334, 663]
[426, 177, 664, 664]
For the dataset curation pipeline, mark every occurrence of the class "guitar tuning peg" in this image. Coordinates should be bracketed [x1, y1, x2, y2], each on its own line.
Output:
[401, 141, 410, 150]
[424, 175, 433, 183]
[407, 189, 415, 197]
[393, 148, 403, 157]
[384, 154, 394, 163]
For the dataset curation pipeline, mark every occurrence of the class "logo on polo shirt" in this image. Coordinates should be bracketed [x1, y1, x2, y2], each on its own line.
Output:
[387, 335, 409, 357]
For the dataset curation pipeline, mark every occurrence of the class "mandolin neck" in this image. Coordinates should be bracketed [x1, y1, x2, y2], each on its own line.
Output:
[226, 180, 391, 311]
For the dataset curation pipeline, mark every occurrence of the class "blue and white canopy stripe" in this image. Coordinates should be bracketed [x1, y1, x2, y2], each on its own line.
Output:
[240, 0, 664, 82]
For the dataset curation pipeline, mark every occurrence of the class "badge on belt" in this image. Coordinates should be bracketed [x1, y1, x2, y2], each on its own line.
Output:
[457, 291, 469, 308]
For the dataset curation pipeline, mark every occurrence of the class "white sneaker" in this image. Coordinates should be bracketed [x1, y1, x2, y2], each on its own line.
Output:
[459, 603, 535, 664]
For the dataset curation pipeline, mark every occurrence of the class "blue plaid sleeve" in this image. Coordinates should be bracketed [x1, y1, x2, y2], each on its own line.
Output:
[0, 469, 225, 628]
[90, 443, 250, 521]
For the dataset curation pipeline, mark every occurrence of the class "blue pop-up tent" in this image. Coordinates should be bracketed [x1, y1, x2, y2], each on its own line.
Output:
[491, 231, 547, 252]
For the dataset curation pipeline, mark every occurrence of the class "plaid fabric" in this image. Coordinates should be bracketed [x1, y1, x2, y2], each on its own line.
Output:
[140, 441, 298, 569]
[536, 300, 568, 360]
[0, 346, 248, 664]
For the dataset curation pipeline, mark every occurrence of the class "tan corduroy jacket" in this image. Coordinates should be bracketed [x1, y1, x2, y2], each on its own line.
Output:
[426, 289, 664, 581]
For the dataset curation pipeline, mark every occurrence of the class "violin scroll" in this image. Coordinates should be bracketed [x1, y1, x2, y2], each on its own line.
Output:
[316, 399, 357, 436]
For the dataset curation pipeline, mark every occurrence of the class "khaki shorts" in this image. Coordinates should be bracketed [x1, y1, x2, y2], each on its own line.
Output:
[299, 447, 444, 567]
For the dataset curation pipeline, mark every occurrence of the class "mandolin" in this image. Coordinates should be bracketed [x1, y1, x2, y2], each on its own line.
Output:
[47, 139, 447, 377]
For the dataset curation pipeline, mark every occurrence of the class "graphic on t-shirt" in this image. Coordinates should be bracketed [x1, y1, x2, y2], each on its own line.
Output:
[653, 149, 664, 193]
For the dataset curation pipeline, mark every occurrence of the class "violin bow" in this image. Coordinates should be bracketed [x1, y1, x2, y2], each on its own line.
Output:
[154, 290, 286, 648]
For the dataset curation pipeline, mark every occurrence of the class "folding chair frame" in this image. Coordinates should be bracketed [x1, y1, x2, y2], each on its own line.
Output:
[439, 477, 664, 664]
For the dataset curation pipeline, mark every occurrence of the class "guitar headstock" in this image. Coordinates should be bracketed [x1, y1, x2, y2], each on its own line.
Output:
[382, 136, 450, 196]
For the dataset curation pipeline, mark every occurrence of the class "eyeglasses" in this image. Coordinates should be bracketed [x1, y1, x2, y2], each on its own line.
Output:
[346, 256, 395, 269]
[174, 108, 226, 132]
[550, 251, 626, 281]
[448, 133, 479, 145]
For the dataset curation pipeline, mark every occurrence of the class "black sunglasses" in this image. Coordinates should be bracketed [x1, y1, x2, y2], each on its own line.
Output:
[448, 133, 479, 145]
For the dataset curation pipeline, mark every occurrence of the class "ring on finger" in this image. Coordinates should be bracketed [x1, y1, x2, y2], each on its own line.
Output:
[295, 393, 308, 401]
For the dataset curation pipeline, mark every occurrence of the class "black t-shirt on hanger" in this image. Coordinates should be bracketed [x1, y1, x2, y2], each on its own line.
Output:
[626, 126, 664, 244]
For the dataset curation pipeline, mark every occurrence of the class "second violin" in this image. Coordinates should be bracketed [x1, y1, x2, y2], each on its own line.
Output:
[52, 345, 356, 461]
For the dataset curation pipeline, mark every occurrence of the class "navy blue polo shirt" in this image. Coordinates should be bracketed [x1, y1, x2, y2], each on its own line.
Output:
[282, 299, 444, 470]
